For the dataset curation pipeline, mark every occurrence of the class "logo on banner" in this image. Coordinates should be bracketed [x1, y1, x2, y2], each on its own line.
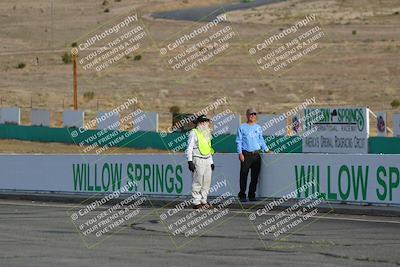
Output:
[377, 115, 385, 133]
[305, 108, 365, 131]
[302, 107, 369, 153]
[292, 116, 300, 134]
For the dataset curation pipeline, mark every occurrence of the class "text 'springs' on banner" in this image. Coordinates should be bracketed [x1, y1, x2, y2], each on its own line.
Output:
[249, 14, 327, 74]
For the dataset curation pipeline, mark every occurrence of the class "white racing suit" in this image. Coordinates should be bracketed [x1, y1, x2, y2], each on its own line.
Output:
[185, 129, 213, 205]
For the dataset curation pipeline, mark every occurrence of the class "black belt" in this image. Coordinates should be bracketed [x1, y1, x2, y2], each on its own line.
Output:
[242, 150, 260, 155]
[193, 155, 211, 159]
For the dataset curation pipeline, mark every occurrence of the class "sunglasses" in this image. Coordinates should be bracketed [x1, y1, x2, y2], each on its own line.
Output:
[249, 113, 257, 116]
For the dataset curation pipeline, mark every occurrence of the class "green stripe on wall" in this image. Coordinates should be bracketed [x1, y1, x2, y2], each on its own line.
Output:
[368, 137, 400, 154]
[0, 125, 398, 154]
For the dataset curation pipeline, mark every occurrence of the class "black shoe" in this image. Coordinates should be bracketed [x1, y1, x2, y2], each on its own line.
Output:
[238, 193, 246, 202]
[248, 197, 258, 202]
[193, 204, 202, 209]
[202, 203, 214, 209]
[239, 197, 247, 203]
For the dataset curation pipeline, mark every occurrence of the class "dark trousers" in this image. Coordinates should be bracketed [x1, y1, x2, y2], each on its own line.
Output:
[238, 151, 261, 199]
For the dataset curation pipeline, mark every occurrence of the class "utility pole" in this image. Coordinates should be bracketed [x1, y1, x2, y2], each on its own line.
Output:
[72, 48, 78, 110]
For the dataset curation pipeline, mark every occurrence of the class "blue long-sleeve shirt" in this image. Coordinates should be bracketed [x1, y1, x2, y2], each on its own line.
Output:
[236, 123, 268, 154]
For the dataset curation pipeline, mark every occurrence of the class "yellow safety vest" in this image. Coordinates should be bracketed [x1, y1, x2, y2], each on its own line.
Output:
[193, 129, 215, 156]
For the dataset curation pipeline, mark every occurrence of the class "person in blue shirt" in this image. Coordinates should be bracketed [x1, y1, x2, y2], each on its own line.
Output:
[236, 108, 270, 202]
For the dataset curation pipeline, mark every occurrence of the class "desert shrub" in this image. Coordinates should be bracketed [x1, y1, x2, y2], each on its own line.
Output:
[17, 62, 26, 69]
[62, 52, 72, 64]
[391, 99, 400, 108]
[169, 105, 180, 114]
[83, 91, 95, 101]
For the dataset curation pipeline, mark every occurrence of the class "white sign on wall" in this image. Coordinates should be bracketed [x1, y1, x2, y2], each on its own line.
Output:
[97, 111, 120, 130]
[0, 107, 20, 125]
[394, 113, 400, 138]
[135, 112, 158, 132]
[302, 107, 369, 153]
[258, 114, 287, 136]
[31, 109, 50, 127]
[211, 112, 240, 135]
[63, 110, 85, 128]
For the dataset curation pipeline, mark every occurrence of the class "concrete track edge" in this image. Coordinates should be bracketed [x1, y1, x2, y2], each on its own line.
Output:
[1, 191, 400, 217]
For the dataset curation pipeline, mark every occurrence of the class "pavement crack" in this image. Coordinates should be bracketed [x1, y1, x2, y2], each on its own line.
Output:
[318, 252, 400, 266]
[129, 224, 261, 240]
[169, 247, 297, 255]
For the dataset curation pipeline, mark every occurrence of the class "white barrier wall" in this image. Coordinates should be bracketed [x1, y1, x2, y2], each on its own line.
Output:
[258, 114, 287, 136]
[63, 110, 84, 128]
[0, 154, 239, 198]
[97, 111, 120, 130]
[259, 153, 400, 204]
[0, 107, 20, 125]
[135, 112, 158, 132]
[31, 109, 50, 127]
[0, 154, 399, 205]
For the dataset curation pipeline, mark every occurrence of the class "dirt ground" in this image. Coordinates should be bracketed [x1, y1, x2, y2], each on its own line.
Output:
[0, 0, 399, 153]
[0, 139, 167, 154]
